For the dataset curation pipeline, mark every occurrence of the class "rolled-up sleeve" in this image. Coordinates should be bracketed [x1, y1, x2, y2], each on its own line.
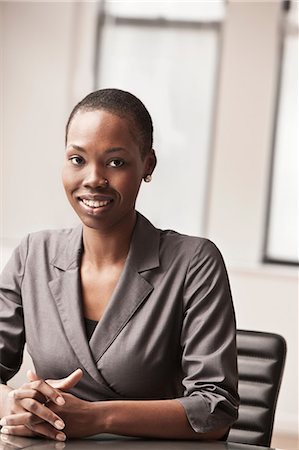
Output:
[177, 239, 239, 433]
[0, 236, 28, 384]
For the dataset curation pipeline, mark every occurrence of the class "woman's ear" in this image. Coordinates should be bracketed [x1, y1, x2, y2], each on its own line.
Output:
[144, 148, 157, 177]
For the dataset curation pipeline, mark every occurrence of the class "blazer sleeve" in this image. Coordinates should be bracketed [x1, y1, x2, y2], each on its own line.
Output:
[0, 236, 28, 384]
[177, 239, 239, 433]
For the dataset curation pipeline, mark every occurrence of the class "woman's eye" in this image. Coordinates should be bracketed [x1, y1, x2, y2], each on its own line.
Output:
[70, 156, 84, 166]
[108, 159, 125, 168]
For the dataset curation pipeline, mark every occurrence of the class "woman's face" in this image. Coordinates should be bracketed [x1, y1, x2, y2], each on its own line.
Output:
[62, 109, 156, 232]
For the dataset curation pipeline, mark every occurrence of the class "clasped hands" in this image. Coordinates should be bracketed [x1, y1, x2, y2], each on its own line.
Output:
[0, 368, 85, 441]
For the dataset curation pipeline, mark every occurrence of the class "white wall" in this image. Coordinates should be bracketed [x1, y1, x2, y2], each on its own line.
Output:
[1, 0, 298, 441]
[0, 1, 77, 245]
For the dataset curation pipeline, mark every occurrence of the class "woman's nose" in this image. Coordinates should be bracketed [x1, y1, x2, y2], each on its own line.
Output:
[83, 166, 108, 188]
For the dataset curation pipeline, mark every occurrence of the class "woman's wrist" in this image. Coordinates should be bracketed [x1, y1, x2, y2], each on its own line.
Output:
[86, 400, 111, 436]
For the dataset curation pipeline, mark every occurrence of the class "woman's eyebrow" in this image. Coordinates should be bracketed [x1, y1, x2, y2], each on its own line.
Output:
[66, 145, 127, 154]
[66, 144, 86, 153]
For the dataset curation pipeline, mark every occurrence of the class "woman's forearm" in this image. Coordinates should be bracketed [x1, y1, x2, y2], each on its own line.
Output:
[91, 399, 228, 440]
[1, 389, 228, 440]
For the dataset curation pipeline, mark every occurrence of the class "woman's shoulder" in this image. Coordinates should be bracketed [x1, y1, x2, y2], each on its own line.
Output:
[27, 226, 80, 242]
[159, 227, 221, 259]
[17, 225, 82, 262]
[159, 227, 207, 245]
[1, 226, 82, 276]
[138, 213, 221, 260]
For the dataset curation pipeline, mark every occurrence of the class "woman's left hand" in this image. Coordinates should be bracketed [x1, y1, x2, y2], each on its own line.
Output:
[48, 392, 97, 438]
[0, 370, 85, 440]
[1, 392, 97, 439]
[42, 370, 98, 438]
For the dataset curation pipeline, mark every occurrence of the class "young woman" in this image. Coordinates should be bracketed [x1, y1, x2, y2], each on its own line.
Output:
[0, 89, 239, 441]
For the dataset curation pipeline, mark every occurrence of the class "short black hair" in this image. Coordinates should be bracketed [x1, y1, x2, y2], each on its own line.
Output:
[65, 88, 153, 158]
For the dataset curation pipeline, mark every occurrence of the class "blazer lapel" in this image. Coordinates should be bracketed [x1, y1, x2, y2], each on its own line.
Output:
[48, 226, 112, 392]
[90, 213, 161, 363]
[89, 264, 153, 363]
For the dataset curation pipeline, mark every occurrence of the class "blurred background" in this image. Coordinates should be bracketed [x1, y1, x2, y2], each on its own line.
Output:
[0, 1, 298, 448]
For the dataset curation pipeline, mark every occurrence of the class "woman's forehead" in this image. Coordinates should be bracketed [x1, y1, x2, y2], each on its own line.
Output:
[68, 109, 133, 135]
[67, 109, 141, 150]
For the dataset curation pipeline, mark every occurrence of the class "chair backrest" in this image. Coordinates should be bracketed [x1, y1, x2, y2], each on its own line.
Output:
[228, 329, 287, 447]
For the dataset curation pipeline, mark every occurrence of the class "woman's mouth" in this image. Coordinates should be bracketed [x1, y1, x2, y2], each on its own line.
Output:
[77, 196, 114, 214]
[81, 198, 112, 208]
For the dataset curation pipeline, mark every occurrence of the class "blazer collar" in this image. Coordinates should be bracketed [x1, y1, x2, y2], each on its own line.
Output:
[128, 212, 160, 272]
[51, 225, 83, 271]
[51, 212, 160, 273]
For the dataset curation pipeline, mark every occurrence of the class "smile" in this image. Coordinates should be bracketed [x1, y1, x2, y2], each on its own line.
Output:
[81, 198, 112, 208]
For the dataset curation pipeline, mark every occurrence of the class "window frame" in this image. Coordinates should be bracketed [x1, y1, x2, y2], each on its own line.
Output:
[263, 1, 299, 266]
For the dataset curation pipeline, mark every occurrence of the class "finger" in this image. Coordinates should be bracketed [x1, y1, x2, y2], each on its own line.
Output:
[1, 424, 66, 448]
[31, 423, 66, 441]
[27, 370, 38, 382]
[20, 376, 65, 406]
[1, 425, 36, 438]
[1, 413, 43, 428]
[1, 425, 66, 442]
[1, 407, 65, 432]
[46, 368, 83, 390]
[9, 388, 46, 405]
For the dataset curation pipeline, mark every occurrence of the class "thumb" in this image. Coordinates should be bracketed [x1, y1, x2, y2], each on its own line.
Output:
[27, 369, 39, 382]
[46, 368, 83, 390]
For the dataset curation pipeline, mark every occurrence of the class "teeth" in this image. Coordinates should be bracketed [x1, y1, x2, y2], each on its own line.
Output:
[82, 198, 111, 208]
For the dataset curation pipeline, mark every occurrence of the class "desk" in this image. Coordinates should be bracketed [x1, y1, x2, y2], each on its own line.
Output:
[0, 435, 278, 450]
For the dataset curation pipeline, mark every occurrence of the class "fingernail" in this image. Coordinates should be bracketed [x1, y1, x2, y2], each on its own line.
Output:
[1, 434, 8, 441]
[56, 397, 65, 405]
[54, 420, 65, 430]
[0, 419, 6, 426]
[0, 428, 9, 435]
[56, 433, 66, 442]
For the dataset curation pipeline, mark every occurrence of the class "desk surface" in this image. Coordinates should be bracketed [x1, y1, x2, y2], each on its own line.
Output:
[0, 434, 278, 450]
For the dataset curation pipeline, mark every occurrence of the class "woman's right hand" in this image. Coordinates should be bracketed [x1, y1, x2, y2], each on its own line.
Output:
[0, 369, 82, 441]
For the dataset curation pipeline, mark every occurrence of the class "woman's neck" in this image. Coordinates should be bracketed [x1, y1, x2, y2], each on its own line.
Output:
[81, 213, 136, 268]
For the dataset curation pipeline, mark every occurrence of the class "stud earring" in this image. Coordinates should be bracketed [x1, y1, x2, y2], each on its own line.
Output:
[144, 174, 152, 183]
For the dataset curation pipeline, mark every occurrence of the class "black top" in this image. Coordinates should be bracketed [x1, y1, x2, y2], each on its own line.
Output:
[84, 317, 98, 341]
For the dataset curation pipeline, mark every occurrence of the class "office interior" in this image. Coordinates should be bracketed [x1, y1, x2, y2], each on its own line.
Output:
[0, 1, 298, 448]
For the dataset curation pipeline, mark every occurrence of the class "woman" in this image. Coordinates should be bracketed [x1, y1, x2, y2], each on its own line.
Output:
[0, 89, 239, 441]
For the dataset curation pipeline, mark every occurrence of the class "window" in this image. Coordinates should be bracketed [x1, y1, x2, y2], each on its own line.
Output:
[264, 1, 298, 264]
[94, 1, 225, 236]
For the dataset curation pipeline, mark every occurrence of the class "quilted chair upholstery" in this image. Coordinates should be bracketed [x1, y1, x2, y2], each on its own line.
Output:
[228, 330, 286, 447]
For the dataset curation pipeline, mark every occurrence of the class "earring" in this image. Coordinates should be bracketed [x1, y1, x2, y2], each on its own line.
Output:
[144, 174, 152, 183]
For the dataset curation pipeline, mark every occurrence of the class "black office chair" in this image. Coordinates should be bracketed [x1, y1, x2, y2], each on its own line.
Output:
[228, 329, 287, 447]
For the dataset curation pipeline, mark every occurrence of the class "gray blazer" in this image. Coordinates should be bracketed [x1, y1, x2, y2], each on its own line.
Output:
[0, 213, 239, 433]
